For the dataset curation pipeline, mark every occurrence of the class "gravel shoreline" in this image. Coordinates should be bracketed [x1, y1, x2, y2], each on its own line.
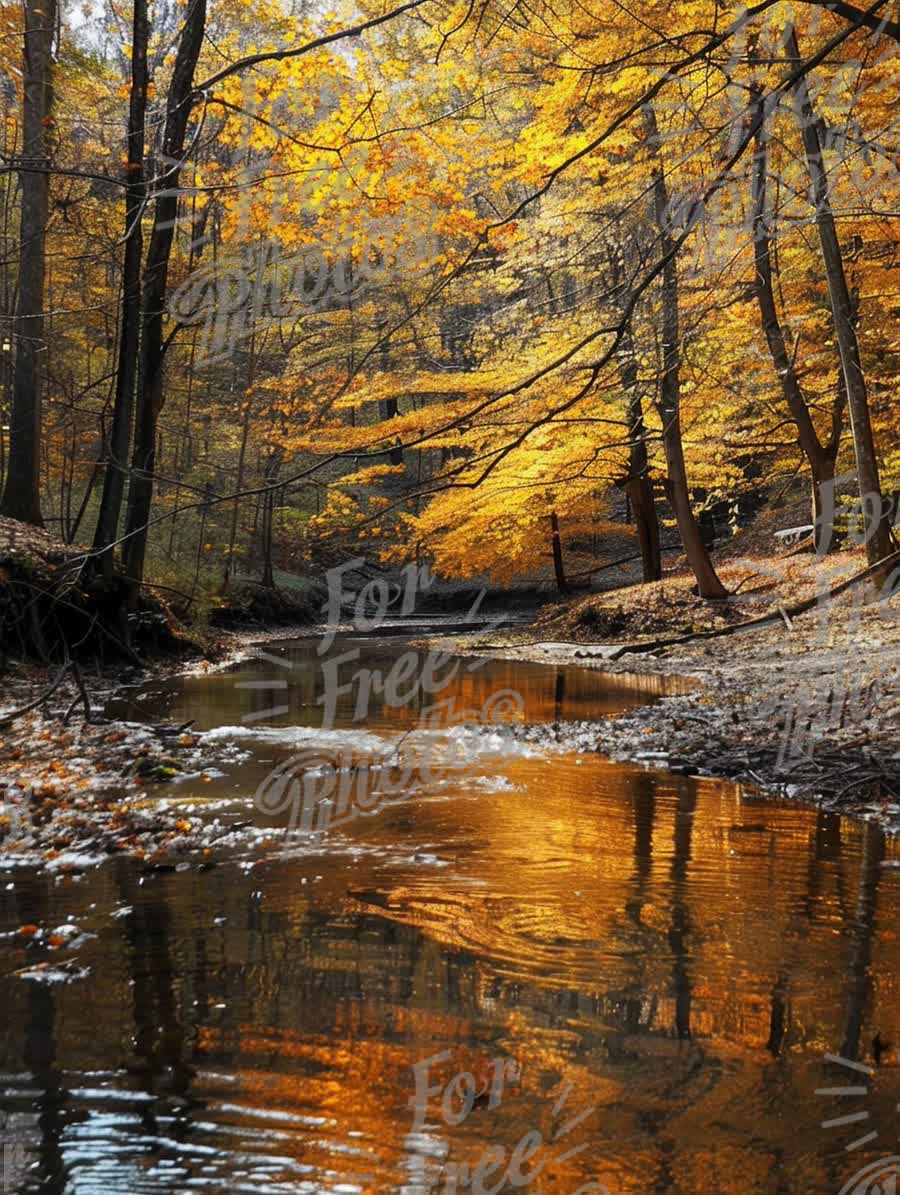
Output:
[424, 595, 900, 833]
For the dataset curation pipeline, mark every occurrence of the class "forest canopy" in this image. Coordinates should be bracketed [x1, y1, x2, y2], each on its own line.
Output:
[0, 0, 897, 617]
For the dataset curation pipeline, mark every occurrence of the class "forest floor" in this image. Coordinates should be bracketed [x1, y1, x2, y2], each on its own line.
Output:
[0, 514, 322, 871]
[427, 510, 900, 831]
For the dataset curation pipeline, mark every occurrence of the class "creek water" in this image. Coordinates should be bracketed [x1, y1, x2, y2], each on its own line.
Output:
[1, 633, 899, 1194]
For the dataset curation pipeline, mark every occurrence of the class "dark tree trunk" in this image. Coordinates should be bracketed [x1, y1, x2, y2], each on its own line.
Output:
[550, 509, 568, 594]
[751, 96, 843, 554]
[616, 327, 662, 582]
[385, 396, 403, 466]
[92, 0, 149, 577]
[626, 467, 662, 583]
[222, 399, 252, 594]
[123, 0, 207, 596]
[643, 105, 728, 600]
[376, 314, 403, 466]
[787, 26, 894, 569]
[260, 449, 282, 590]
[0, 0, 57, 526]
[261, 494, 275, 589]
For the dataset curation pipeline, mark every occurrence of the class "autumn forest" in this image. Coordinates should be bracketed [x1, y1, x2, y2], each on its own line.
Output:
[0, 0, 896, 614]
[1, 1, 900, 1190]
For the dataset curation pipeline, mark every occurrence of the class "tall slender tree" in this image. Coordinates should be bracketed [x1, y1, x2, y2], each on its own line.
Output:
[603, 237, 662, 582]
[92, 0, 149, 578]
[123, 0, 207, 596]
[786, 25, 895, 567]
[643, 103, 728, 600]
[750, 84, 844, 553]
[0, 0, 57, 526]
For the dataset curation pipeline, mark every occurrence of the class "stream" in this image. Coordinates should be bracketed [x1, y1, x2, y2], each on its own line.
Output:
[1, 632, 899, 1194]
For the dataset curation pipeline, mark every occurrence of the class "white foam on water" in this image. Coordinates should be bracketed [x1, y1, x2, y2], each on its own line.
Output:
[465, 774, 523, 793]
[199, 726, 389, 754]
[45, 850, 106, 872]
[69, 1087, 159, 1103]
[216, 1103, 332, 1127]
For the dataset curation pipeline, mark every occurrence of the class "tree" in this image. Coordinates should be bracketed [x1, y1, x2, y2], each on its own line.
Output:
[642, 104, 728, 600]
[786, 24, 895, 567]
[604, 242, 662, 583]
[0, 0, 57, 526]
[750, 85, 843, 553]
[122, 0, 207, 596]
[91, 0, 149, 577]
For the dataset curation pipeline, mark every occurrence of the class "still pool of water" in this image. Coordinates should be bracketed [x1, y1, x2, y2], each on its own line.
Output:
[1, 636, 899, 1194]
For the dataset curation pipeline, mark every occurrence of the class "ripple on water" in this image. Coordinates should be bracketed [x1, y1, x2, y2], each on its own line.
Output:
[1, 636, 899, 1194]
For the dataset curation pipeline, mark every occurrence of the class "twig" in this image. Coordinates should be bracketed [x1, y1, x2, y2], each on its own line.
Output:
[62, 659, 93, 725]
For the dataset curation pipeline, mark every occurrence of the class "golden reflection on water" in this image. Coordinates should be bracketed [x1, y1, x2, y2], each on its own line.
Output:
[2, 639, 899, 1194]
[106, 638, 698, 732]
[1, 754, 897, 1194]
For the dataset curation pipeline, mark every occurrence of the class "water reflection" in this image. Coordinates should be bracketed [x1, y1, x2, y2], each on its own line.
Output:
[106, 635, 695, 732]
[1, 641, 898, 1194]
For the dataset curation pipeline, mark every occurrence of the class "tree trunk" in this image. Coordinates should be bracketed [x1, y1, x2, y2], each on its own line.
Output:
[376, 314, 403, 465]
[550, 509, 568, 594]
[385, 396, 403, 465]
[643, 104, 728, 600]
[0, 0, 57, 526]
[222, 395, 252, 594]
[260, 449, 282, 590]
[751, 96, 843, 554]
[123, 0, 207, 596]
[92, 0, 149, 577]
[787, 26, 894, 569]
[616, 327, 662, 582]
[626, 469, 662, 583]
[261, 492, 275, 589]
